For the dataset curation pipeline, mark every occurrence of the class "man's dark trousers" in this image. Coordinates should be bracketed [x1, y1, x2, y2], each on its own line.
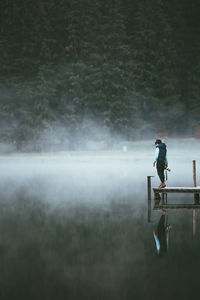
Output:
[157, 160, 165, 182]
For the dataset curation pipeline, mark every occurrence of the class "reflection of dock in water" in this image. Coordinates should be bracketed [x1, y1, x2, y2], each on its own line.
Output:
[155, 204, 200, 209]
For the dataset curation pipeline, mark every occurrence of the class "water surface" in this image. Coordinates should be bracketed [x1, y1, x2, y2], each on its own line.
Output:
[0, 140, 200, 299]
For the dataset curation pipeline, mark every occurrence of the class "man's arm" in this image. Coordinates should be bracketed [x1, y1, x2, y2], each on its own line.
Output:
[153, 147, 159, 166]
[165, 152, 168, 166]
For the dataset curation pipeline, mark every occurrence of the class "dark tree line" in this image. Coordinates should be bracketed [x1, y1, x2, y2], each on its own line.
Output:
[1, 0, 200, 150]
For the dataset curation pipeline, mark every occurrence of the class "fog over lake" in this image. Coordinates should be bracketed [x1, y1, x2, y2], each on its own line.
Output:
[0, 139, 200, 300]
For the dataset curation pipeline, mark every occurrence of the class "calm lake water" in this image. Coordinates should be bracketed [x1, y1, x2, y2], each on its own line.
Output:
[0, 140, 200, 299]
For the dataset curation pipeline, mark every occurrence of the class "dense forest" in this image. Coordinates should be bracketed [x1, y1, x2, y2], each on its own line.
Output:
[1, 0, 200, 150]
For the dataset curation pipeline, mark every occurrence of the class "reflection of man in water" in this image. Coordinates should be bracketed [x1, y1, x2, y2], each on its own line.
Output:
[153, 139, 168, 188]
[153, 211, 171, 256]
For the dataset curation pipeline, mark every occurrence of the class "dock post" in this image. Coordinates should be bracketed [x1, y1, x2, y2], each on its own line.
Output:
[161, 193, 165, 204]
[193, 160, 197, 237]
[193, 160, 199, 204]
[193, 160, 197, 187]
[147, 176, 153, 222]
[193, 210, 197, 237]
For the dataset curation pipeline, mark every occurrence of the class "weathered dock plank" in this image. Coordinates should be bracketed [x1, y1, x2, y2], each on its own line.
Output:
[153, 187, 200, 193]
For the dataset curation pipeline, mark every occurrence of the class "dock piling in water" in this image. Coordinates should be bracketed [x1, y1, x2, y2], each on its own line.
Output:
[193, 160, 198, 237]
[147, 176, 154, 223]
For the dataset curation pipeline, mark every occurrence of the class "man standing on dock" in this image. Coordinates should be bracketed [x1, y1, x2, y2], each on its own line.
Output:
[153, 139, 168, 188]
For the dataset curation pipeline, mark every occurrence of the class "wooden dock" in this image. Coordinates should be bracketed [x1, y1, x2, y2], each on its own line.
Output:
[147, 175, 200, 223]
[147, 161, 200, 236]
[153, 187, 200, 208]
